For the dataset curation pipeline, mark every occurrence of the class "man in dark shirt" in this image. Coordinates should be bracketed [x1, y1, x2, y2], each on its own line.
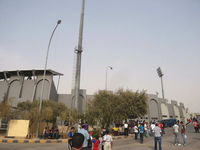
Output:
[71, 133, 84, 150]
[139, 123, 144, 144]
[68, 127, 75, 150]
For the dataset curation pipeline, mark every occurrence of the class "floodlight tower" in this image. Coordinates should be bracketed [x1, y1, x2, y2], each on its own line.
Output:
[72, 0, 85, 110]
[156, 67, 165, 99]
[105, 66, 113, 90]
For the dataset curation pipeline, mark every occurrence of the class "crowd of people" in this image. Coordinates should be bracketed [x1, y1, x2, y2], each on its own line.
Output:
[42, 126, 59, 139]
[111, 120, 188, 150]
[68, 123, 113, 150]
[66, 120, 165, 150]
[41, 117, 200, 150]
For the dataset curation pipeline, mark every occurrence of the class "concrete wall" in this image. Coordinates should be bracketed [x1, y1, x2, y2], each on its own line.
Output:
[50, 81, 58, 102]
[167, 103, 175, 118]
[7, 77, 22, 100]
[161, 103, 169, 119]
[21, 80, 35, 101]
[138, 94, 188, 122]
[57, 92, 189, 122]
[0, 80, 8, 101]
[58, 94, 72, 108]
[0, 74, 57, 106]
[147, 94, 162, 120]
[34, 76, 52, 100]
[58, 90, 93, 111]
[149, 99, 160, 120]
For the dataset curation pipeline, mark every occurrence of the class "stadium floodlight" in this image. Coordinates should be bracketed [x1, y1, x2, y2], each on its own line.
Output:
[157, 67, 163, 77]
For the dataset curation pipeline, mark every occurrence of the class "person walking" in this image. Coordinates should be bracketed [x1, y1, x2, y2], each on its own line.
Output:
[101, 128, 106, 150]
[53, 126, 59, 139]
[103, 130, 113, 150]
[150, 122, 155, 136]
[118, 125, 123, 136]
[92, 135, 100, 150]
[78, 124, 90, 150]
[68, 127, 75, 150]
[133, 124, 138, 140]
[193, 121, 198, 133]
[139, 123, 144, 144]
[158, 122, 163, 136]
[180, 121, 186, 145]
[153, 123, 162, 150]
[43, 127, 49, 139]
[144, 122, 149, 138]
[124, 122, 129, 136]
[173, 122, 181, 146]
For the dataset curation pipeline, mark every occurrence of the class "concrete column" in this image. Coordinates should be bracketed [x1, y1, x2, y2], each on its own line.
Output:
[31, 70, 37, 101]
[17, 71, 24, 98]
[3, 72, 10, 101]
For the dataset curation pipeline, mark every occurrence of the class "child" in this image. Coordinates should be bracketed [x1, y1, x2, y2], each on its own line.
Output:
[68, 127, 75, 150]
[93, 136, 100, 150]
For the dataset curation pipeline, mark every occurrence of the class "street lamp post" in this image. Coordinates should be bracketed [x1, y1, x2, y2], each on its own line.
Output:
[156, 67, 165, 99]
[36, 20, 61, 138]
[105, 66, 113, 90]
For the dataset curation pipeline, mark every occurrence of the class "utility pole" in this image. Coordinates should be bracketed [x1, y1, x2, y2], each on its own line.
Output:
[73, 0, 85, 110]
[156, 67, 165, 99]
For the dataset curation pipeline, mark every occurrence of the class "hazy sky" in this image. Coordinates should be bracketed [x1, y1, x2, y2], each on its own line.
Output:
[0, 0, 200, 112]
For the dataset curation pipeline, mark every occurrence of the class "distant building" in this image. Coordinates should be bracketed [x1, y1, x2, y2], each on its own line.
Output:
[190, 113, 200, 120]
[0, 69, 190, 122]
[145, 94, 189, 122]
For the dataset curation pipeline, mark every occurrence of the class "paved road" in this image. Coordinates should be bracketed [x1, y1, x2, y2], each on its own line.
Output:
[112, 129, 200, 150]
[112, 125, 200, 150]
[0, 125, 199, 150]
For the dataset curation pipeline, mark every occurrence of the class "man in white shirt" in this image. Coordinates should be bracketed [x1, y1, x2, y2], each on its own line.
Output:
[133, 124, 138, 140]
[150, 122, 155, 136]
[124, 122, 129, 136]
[103, 130, 113, 150]
[173, 122, 181, 146]
[153, 123, 162, 150]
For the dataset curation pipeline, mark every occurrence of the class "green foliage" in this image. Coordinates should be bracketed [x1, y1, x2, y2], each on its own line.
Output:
[0, 100, 11, 120]
[116, 89, 148, 119]
[86, 89, 148, 128]
[16, 100, 69, 124]
[0, 97, 18, 121]
[92, 128, 101, 138]
[14, 100, 68, 136]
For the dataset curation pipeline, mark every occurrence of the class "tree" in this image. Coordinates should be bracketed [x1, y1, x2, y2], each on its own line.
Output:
[0, 100, 11, 120]
[86, 90, 117, 128]
[116, 89, 148, 119]
[86, 89, 148, 128]
[16, 100, 69, 136]
[0, 96, 17, 122]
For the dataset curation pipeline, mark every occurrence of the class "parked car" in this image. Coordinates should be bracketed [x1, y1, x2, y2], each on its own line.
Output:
[161, 119, 177, 127]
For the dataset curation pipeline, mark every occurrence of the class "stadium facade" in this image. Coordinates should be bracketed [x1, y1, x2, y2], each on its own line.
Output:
[0, 69, 190, 122]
